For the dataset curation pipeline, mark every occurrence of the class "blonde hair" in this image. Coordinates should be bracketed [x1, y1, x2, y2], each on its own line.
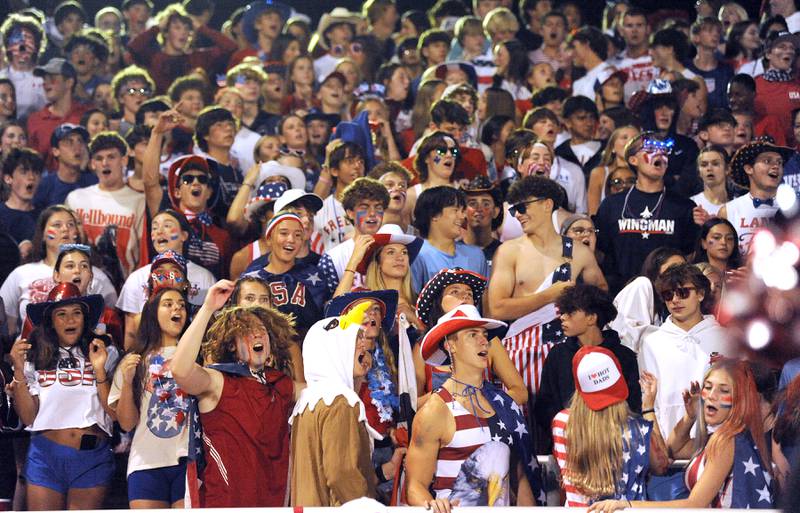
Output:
[601, 125, 639, 167]
[156, 4, 193, 48]
[364, 247, 415, 306]
[482, 8, 519, 38]
[564, 392, 630, 499]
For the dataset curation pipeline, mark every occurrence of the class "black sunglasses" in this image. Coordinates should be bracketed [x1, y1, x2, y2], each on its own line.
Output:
[509, 198, 545, 217]
[125, 87, 152, 96]
[180, 174, 209, 185]
[434, 146, 459, 157]
[660, 286, 696, 302]
[610, 177, 637, 187]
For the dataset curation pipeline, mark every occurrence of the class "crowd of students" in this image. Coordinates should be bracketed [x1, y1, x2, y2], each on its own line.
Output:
[0, 0, 799, 510]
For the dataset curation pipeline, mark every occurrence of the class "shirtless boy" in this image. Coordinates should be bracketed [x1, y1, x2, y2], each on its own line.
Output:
[487, 176, 606, 399]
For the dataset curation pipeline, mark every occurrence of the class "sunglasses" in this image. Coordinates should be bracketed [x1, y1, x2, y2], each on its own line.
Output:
[660, 286, 696, 302]
[508, 197, 545, 216]
[125, 87, 152, 96]
[434, 146, 459, 157]
[180, 174, 209, 185]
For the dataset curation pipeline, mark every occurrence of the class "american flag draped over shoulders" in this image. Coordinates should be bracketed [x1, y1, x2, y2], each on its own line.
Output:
[729, 431, 774, 509]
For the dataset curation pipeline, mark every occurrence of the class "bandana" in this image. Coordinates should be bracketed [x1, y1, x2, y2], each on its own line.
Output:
[763, 69, 793, 82]
[182, 208, 213, 226]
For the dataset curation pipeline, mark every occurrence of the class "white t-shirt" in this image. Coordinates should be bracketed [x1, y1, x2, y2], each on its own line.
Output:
[22, 347, 119, 435]
[0, 261, 117, 332]
[787, 11, 800, 34]
[724, 193, 779, 255]
[551, 157, 588, 214]
[313, 194, 352, 253]
[572, 63, 615, 100]
[116, 261, 216, 314]
[231, 127, 260, 175]
[569, 141, 602, 167]
[0, 66, 45, 120]
[691, 192, 724, 216]
[607, 52, 657, 102]
[108, 346, 190, 475]
[736, 59, 765, 78]
[66, 185, 146, 277]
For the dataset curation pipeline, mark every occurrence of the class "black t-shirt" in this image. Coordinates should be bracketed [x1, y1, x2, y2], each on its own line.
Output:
[0, 204, 38, 245]
[595, 187, 698, 294]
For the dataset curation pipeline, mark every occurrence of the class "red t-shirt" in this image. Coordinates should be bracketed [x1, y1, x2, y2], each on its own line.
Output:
[754, 76, 800, 146]
[26, 102, 89, 170]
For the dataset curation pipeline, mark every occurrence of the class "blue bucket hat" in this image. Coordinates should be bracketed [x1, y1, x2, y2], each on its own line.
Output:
[330, 110, 376, 172]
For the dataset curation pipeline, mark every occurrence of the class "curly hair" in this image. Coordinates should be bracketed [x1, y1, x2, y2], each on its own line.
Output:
[202, 306, 296, 379]
[506, 175, 565, 212]
[341, 177, 390, 212]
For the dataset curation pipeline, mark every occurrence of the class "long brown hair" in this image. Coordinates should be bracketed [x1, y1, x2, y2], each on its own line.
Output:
[564, 392, 630, 499]
[202, 306, 296, 379]
[364, 245, 415, 305]
[600, 125, 639, 167]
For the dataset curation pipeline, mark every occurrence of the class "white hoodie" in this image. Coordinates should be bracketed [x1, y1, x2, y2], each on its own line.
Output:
[639, 315, 735, 437]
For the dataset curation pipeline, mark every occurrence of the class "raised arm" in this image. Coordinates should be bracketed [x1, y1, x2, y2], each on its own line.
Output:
[488, 337, 528, 406]
[225, 163, 260, 237]
[667, 381, 701, 459]
[640, 371, 670, 475]
[7, 338, 38, 426]
[110, 353, 142, 432]
[144, 106, 185, 217]
[332, 235, 374, 297]
[573, 242, 608, 291]
[172, 280, 235, 397]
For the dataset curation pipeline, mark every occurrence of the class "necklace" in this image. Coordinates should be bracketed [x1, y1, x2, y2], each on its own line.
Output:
[621, 186, 666, 240]
[449, 376, 491, 421]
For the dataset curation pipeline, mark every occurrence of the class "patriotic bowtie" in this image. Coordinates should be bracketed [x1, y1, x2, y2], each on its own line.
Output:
[752, 197, 774, 208]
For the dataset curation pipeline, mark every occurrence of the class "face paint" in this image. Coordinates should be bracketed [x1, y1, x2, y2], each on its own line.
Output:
[169, 228, 180, 241]
[701, 388, 733, 408]
[45, 228, 58, 240]
[432, 155, 442, 164]
[355, 210, 369, 230]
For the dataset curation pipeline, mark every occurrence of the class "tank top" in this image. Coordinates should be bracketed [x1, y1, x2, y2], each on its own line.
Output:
[248, 240, 263, 262]
[724, 194, 779, 255]
[199, 371, 293, 507]
[432, 387, 510, 504]
[685, 447, 733, 508]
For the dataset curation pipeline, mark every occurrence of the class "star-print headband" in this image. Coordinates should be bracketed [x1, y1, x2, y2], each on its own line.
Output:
[641, 137, 674, 154]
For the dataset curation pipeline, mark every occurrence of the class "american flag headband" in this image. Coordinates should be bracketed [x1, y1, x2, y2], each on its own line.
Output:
[641, 137, 675, 154]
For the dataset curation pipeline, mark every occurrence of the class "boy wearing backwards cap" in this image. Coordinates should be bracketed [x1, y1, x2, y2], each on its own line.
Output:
[406, 304, 541, 510]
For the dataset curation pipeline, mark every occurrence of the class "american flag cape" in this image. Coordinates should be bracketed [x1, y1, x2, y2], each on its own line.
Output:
[184, 362, 259, 508]
[728, 431, 774, 508]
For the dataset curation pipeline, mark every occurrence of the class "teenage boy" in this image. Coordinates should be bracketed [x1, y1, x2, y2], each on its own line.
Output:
[225, 61, 274, 135]
[719, 139, 793, 255]
[315, 71, 347, 124]
[27, 58, 89, 168]
[417, 29, 451, 70]
[649, 28, 696, 80]
[462, 176, 503, 268]
[66, 132, 146, 277]
[608, 8, 657, 101]
[410, 186, 487, 292]
[534, 283, 641, 451]
[228, 0, 290, 66]
[595, 133, 698, 294]
[639, 263, 731, 436]
[569, 26, 614, 100]
[244, 212, 330, 336]
[687, 17, 734, 111]
[697, 108, 737, 155]
[488, 176, 606, 397]
[33, 123, 96, 209]
[314, 140, 367, 252]
[555, 96, 604, 179]
[122, 0, 153, 44]
[0, 148, 43, 251]
[64, 31, 110, 104]
[369, 162, 412, 233]
[319, 177, 390, 294]
[193, 106, 243, 218]
[530, 11, 569, 74]
[0, 13, 47, 118]
[110, 65, 156, 136]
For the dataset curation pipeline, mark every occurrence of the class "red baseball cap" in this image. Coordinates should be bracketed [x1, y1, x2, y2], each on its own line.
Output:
[572, 346, 628, 411]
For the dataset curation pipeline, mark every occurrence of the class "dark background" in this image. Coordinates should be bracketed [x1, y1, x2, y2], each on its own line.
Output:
[5, 0, 762, 33]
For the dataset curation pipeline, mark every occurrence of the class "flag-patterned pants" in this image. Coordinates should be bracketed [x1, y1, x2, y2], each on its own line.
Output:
[502, 323, 555, 398]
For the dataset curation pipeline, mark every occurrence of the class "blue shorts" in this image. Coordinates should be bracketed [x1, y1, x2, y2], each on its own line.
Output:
[23, 434, 114, 494]
[127, 459, 187, 504]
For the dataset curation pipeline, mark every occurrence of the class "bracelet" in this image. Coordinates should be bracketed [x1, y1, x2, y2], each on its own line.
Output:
[95, 376, 109, 384]
[11, 376, 25, 386]
[642, 408, 655, 415]
[242, 182, 255, 188]
[318, 175, 333, 185]
[344, 268, 356, 274]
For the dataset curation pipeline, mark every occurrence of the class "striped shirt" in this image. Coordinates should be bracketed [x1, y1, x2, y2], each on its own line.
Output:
[685, 449, 733, 508]
[552, 410, 589, 507]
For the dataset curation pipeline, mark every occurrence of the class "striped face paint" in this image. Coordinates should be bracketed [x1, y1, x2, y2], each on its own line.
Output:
[701, 388, 733, 409]
[45, 228, 58, 240]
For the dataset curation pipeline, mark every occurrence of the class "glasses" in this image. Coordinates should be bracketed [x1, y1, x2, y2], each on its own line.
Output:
[125, 87, 151, 96]
[509, 198, 545, 217]
[434, 146, 459, 157]
[180, 174, 209, 185]
[610, 177, 637, 187]
[569, 227, 598, 236]
[660, 286, 696, 302]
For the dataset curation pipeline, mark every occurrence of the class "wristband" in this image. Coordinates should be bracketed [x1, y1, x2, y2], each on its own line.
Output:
[242, 182, 255, 188]
[318, 175, 332, 185]
[11, 376, 25, 386]
[95, 376, 109, 384]
[642, 408, 655, 415]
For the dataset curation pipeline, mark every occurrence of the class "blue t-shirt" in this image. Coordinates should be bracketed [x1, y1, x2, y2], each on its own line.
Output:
[0, 203, 38, 244]
[783, 153, 800, 193]
[687, 61, 734, 110]
[411, 240, 489, 293]
[33, 171, 98, 210]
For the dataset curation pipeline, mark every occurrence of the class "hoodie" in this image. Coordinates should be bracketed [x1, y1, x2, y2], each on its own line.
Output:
[533, 329, 641, 453]
[639, 315, 734, 437]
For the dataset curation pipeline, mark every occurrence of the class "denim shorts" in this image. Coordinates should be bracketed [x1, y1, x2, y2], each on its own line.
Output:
[24, 434, 114, 494]
[127, 459, 187, 504]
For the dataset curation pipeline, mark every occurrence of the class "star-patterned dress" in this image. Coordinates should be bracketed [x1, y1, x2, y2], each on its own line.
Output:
[552, 409, 652, 507]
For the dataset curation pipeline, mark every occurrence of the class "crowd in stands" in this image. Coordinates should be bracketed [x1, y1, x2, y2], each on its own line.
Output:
[1, 0, 800, 510]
